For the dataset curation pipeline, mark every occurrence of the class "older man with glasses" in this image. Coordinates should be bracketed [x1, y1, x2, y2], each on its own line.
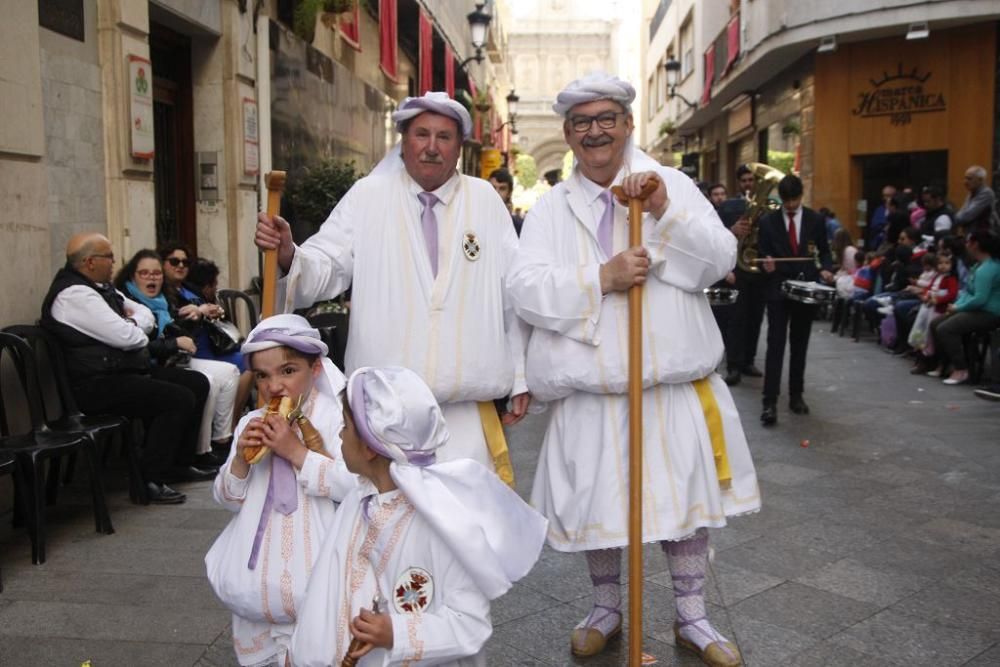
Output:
[507, 72, 759, 665]
[955, 165, 1000, 234]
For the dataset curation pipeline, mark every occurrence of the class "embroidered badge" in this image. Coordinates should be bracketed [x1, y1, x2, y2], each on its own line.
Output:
[462, 232, 481, 261]
[393, 567, 434, 613]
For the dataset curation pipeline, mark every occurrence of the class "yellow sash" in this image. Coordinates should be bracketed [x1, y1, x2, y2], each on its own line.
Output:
[477, 401, 515, 488]
[692, 378, 732, 489]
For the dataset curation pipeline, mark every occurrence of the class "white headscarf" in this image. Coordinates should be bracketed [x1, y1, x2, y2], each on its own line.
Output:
[392, 91, 473, 139]
[370, 92, 473, 177]
[552, 71, 636, 117]
[242, 314, 345, 399]
[347, 366, 547, 600]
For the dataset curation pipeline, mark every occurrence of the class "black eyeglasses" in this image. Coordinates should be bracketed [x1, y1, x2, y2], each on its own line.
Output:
[568, 111, 627, 133]
[166, 257, 190, 267]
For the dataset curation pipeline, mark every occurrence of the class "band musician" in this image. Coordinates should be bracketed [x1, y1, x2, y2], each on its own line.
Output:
[759, 174, 833, 426]
[716, 165, 766, 385]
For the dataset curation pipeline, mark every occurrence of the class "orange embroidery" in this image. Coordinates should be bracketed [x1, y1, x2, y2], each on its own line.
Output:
[302, 494, 313, 580]
[401, 614, 425, 667]
[260, 517, 276, 624]
[234, 629, 271, 656]
[280, 513, 296, 620]
[317, 460, 331, 497]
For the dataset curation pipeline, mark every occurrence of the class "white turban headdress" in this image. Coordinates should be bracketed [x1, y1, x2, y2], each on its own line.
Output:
[347, 366, 548, 600]
[391, 91, 473, 139]
[241, 313, 345, 399]
[552, 71, 636, 117]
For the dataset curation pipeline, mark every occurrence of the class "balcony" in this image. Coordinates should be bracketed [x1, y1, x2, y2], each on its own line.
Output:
[701, 10, 740, 105]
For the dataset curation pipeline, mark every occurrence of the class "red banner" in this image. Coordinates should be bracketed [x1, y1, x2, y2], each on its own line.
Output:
[701, 44, 715, 106]
[379, 0, 398, 81]
[444, 43, 455, 98]
[724, 15, 739, 75]
[339, 3, 360, 51]
[419, 9, 433, 95]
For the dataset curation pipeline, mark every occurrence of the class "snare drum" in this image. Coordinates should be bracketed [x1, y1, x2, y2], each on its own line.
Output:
[781, 279, 836, 305]
[704, 287, 739, 306]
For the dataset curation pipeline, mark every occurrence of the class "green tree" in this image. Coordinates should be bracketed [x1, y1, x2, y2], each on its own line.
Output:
[286, 158, 364, 241]
[514, 154, 538, 189]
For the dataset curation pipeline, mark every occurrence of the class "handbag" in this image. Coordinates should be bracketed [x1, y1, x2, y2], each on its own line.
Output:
[206, 319, 243, 356]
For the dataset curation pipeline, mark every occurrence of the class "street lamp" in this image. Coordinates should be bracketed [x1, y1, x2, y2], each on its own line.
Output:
[506, 90, 519, 116]
[460, 3, 492, 68]
[664, 56, 696, 110]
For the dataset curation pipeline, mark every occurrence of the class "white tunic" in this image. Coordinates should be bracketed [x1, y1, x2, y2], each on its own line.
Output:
[205, 390, 356, 666]
[508, 151, 761, 551]
[278, 170, 528, 466]
[290, 486, 491, 667]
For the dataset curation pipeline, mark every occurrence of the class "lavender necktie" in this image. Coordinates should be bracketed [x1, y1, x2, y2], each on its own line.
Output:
[418, 191, 440, 276]
[247, 455, 298, 570]
[597, 189, 614, 258]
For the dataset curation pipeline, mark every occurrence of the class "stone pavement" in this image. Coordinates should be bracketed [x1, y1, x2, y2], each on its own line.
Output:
[1, 323, 999, 666]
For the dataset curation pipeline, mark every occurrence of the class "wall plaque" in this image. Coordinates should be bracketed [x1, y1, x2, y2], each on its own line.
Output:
[38, 0, 85, 42]
[243, 97, 259, 176]
[852, 63, 946, 126]
[128, 54, 154, 160]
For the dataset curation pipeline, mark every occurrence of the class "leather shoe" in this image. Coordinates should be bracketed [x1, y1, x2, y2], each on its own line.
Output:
[165, 465, 218, 483]
[194, 452, 226, 467]
[145, 482, 186, 505]
[674, 624, 743, 666]
[570, 622, 621, 657]
[724, 368, 742, 386]
[760, 404, 777, 426]
[740, 365, 763, 377]
[789, 396, 810, 415]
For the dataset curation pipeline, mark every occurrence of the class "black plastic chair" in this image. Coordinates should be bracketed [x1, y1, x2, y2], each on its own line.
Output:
[218, 288, 259, 336]
[0, 332, 113, 564]
[0, 449, 17, 591]
[4, 325, 144, 505]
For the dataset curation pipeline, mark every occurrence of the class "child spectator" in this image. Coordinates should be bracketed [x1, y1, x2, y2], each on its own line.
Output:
[205, 314, 356, 667]
[851, 252, 877, 300]
[291, 366, 547, 666]
[909, 253, 959, 365]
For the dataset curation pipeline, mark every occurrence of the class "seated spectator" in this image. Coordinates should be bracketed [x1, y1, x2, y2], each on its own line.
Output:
[187, 257, 220, 304]
[819, 207, 841, 242]
[115, 250, 240, 466]
[40, 233, 214, 504]
[889, 252, 938, 353]
[850, 252, 877, 301]
[954, 165, 999, 234]
[925, 230, 1000, 385]
[159, 243, 253, 426]
[833, 229, 859, 298]
[910, 253, 959, 371]
[862, 227, 922, 324]
[919, 186, 953, 240]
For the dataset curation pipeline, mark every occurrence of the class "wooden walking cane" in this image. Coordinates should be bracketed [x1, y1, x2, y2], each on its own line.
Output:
[261, 170, 287, 319]
[611, 176, 659, 666]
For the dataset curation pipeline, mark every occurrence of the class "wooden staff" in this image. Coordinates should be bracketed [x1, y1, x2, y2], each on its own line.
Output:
[261, 170, 287, 319]
[610, 177, 658, 666]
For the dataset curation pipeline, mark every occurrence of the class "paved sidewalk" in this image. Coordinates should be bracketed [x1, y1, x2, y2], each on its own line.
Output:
[1, 324, 999, 666]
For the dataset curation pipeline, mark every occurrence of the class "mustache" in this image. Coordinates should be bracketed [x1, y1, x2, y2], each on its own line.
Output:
[419, 157, 444, 164]
[581, 135, 613, 147]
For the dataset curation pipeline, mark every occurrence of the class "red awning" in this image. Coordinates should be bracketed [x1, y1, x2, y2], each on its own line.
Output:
[419, 9, 433, 95]
[445, 43, 455, 98]
[378, 0, 398, 81]
[723, 15, 739, 75]
[339, 3, 360, 51]
[701, 44, 715, 106]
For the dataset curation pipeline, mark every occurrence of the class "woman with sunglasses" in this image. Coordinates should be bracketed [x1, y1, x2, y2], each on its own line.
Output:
[159, 243, 254, 425]
[116, 249, 240, 467]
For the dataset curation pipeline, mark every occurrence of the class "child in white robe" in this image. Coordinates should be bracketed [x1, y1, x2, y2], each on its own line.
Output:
[290, 366, 547, 666]
[205, 314, 356, 667]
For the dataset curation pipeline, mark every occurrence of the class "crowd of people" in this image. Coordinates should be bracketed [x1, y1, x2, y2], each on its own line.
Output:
[16, 72, 1000, 667]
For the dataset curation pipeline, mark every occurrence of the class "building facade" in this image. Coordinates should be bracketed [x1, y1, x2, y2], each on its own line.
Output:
[0, 0, 511, 328]
[509, 0, 617, 180]
[642, 0, 1000, 238]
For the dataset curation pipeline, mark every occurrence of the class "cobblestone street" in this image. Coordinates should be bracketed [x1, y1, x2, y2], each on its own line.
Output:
[1, 324, 998, 666]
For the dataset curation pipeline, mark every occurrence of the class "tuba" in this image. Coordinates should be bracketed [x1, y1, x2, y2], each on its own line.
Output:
[736, 162, 785, 273]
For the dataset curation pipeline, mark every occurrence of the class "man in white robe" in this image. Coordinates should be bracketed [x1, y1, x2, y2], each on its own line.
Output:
[507, 73, 760, 665]
[290, 366, 547, 666]
[254, 93, 529, 481]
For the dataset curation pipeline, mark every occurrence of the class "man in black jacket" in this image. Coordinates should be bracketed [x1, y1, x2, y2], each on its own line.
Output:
[41, 233, 213, 503]
[758, 175, 834, 426]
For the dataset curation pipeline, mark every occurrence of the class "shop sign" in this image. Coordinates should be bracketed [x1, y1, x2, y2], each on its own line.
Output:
[852, 64, 945, 126]
[480, 148, 502, 180]
[242, 97, 259, 176]
[128, 55, 154, 160]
